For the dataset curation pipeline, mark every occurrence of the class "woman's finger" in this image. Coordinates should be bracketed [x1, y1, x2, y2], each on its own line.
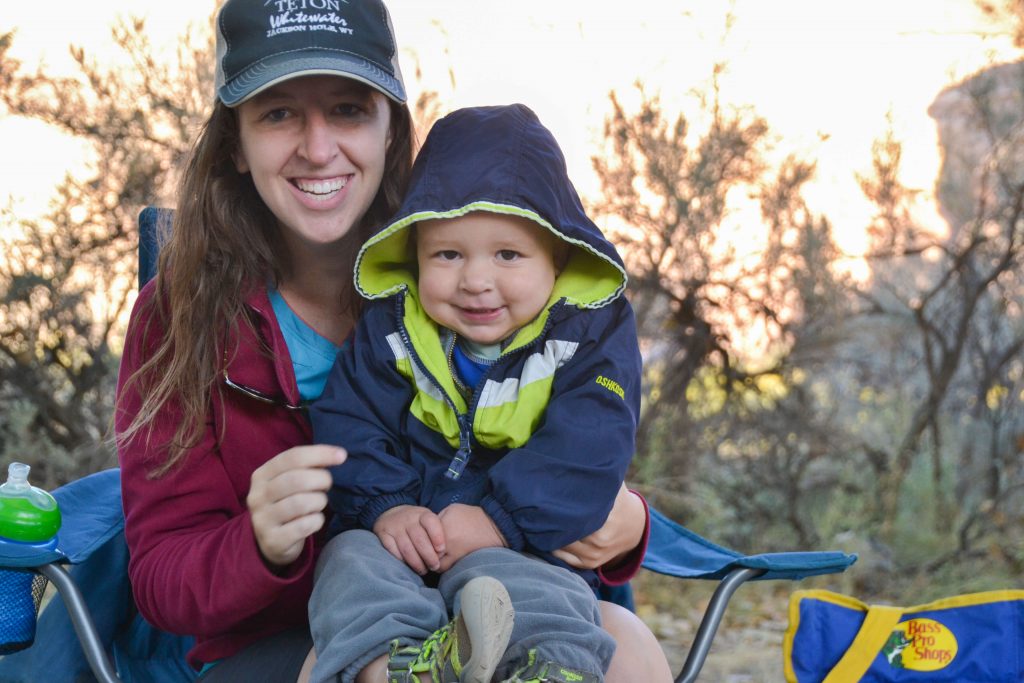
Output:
[257, 511, 326, 566]
[249, 447, 343, 510]
[256, 445, 347, 479]
[268, 491, 330, 526]
[267, 467, 335, 498]
[550, 548, 583, 565]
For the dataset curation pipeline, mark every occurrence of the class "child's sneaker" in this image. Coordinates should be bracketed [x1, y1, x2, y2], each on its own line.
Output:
[501, 649, 601, 683]
[387, 575, 515, 683]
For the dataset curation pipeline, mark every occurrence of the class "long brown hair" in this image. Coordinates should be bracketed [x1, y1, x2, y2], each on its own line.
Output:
[119, 96, 414, 475]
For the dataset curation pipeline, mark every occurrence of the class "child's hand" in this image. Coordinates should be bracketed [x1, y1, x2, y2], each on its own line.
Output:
[373, 505, 446, 575]
[436, 504, 507, 571]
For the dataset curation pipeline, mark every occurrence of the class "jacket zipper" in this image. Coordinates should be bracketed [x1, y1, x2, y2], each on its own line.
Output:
[445, 332, 472, 399]
[396, 300, 477, 480]
[396, 297, 561, 480]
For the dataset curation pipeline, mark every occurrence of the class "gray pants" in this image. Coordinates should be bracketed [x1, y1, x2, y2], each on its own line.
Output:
[309, 530, 615, 683]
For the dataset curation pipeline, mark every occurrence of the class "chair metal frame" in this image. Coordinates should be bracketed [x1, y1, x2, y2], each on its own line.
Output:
[22, 556, 766, 683]
[37, 563, 121, 683]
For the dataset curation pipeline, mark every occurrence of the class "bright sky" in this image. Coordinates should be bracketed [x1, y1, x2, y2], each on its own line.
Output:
[1, 0, 1019, 256]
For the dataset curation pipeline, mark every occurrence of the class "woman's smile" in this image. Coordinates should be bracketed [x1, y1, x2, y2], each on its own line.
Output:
[290, 175, 352, 206]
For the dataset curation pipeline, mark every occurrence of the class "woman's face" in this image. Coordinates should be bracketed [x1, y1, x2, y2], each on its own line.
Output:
[234, 75, 392, 254]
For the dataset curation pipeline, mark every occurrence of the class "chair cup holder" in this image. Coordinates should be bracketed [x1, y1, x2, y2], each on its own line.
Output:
[0, 569, 47, 654]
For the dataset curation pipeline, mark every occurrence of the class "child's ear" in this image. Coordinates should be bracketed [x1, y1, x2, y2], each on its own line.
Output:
[407, 224, 420, 272]
[554, 242, 571, 274]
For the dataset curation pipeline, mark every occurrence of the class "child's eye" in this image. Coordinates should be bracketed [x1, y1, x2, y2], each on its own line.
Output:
[436, 250, 460, 261]
[497, 250, 521, 262]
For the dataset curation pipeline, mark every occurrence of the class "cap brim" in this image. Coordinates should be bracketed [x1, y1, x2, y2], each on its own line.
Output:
[219, 52, 407, 107]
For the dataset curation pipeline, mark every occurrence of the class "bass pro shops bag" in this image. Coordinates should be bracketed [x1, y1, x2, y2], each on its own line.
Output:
[783, 589, 1024, 682]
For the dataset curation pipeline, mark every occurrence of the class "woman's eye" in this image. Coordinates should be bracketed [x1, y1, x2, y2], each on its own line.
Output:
[334, 103, 364, 117]
[497, 250, 521, 262]
[262, 108, 290, 123]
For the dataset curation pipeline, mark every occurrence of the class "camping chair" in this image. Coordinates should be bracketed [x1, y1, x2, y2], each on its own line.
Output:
[0, 207, 857, 683]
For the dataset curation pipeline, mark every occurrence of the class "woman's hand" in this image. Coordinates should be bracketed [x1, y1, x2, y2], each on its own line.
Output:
[551, 483, 645, 570]
[247, 445, 346, 569]
[373, 505, 446, 575]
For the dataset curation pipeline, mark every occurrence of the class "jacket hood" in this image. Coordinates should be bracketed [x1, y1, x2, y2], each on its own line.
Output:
[355, 104, 626, 309]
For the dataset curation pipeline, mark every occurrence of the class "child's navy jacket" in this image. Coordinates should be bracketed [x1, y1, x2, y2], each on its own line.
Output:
[311, 104, 642, 585]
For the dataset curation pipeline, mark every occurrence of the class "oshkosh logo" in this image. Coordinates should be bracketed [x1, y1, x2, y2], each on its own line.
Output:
[595, 375, 624, 400]
[558, 670, 584, 682]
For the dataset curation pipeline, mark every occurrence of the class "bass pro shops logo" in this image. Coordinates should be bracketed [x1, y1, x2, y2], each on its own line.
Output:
[881, 618, 958, 671]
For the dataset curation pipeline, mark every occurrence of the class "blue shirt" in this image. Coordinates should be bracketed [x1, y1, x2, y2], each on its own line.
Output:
[268, 288, 341, 401]
[450, 338, 500, 391]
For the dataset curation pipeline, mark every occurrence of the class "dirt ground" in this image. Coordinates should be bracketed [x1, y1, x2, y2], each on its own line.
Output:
[653, 614, 786, 682]
[636, 573, 792, 682]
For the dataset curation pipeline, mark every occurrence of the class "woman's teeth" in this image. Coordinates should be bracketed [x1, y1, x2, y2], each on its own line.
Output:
[294, 178, 346, 200]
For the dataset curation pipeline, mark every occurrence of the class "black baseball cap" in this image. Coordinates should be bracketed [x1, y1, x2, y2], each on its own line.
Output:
[215, 0, 407, 107]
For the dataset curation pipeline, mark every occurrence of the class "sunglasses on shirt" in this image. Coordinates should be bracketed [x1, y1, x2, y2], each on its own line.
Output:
[222, 371, 308, 411]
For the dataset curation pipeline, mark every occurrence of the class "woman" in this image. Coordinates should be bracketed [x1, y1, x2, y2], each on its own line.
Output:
[115, 0, 672, 681]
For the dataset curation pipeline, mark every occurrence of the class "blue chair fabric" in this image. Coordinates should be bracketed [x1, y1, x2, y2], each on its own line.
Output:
[137, 207, 165, 292]
[643, 506, 856, 581]
[0, 470, 195, 683]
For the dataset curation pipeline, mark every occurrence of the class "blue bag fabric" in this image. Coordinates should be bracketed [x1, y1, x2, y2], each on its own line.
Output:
[784, 589, 1024, 682]
[0, 469, 195, 683]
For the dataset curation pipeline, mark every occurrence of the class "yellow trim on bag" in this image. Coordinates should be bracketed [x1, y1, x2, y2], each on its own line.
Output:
[822, 605, 904, 683]
[783, 593, 797, 682]
[792, 588, 1024, 615]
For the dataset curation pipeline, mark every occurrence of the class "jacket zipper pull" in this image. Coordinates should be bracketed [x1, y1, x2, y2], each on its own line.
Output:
[446, 418, 472, 480]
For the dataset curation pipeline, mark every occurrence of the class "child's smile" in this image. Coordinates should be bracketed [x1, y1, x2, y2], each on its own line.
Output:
[416, 211, 563, 345]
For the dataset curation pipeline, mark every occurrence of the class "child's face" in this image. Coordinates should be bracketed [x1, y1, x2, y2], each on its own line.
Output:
[416, 212, 562, 345]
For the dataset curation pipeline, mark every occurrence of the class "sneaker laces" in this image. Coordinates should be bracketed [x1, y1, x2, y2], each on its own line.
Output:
[387, 621, 460, 683]
[501, 649, 600, 683]
[411, 622, 457, 680]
